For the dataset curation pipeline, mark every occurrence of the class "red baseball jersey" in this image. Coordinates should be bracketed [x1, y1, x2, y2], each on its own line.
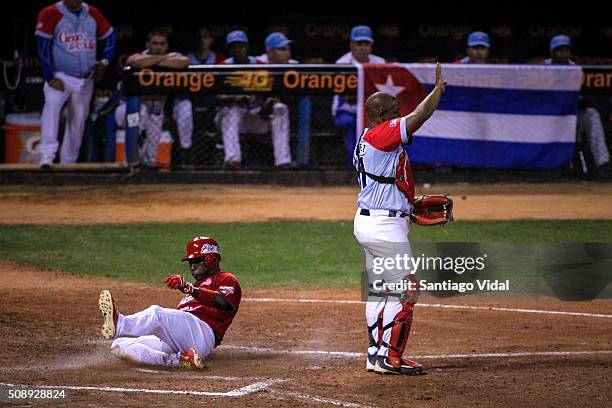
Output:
[176, 271, 241, 345]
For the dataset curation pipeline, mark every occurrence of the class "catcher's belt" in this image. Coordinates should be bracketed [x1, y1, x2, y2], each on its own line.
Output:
[359, 209, 408, 218]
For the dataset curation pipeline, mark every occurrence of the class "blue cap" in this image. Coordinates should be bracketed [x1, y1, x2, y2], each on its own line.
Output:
[265, 32, 292, 51]
[226, 30, 248, 45]
[351, 25, 374, 43]
[467, 31, 490, 48]
[550, 35, 572, 51]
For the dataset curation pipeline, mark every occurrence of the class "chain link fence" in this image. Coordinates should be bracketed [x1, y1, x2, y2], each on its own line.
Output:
[95, 65, 359, 170]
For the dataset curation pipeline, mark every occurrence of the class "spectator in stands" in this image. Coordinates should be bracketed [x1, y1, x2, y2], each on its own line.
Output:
[545, 35, 576, 65]
[544, 35, 610, 175]
[115, 27, 190, 167]
[215, 31, 292, 168]
[333, 25, 385, 166]
[188, 27, 224, 65]
[456, 31, 490, 64]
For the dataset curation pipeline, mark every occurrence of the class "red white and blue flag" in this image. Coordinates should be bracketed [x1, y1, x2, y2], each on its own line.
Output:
[357, 63, 583, 169]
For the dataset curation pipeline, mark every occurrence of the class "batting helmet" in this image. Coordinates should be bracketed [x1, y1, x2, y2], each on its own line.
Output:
[181, 236, 221, 270]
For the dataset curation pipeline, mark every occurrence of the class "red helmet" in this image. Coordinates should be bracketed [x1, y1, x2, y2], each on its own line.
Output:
[181, 236, 221, 270]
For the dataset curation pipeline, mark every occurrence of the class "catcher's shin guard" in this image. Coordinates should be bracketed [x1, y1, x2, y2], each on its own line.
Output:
[380, 301, 423, 374]
[366, 309, 384, 371]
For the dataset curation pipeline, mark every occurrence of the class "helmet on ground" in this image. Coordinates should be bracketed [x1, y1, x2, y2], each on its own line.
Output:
[181, 236, 221, 270]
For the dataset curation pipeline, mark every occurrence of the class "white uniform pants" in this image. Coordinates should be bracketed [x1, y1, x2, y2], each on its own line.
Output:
[354, 210, 413, 357]
[215, 104, 291, 166]
[578, 107, 610, 168]
[40, 72, 94, 163]
[115, 99, 193, 166]
[110, 305, 216, 367]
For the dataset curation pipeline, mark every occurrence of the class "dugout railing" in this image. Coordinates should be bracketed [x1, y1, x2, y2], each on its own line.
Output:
[108, 65, 359, 170]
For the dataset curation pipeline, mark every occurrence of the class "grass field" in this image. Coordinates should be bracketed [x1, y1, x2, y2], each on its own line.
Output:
[1, 220, 610, 288]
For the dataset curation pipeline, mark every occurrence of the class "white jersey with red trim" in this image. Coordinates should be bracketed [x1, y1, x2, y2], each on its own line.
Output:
[354, 117, 412, 213]
[35, 1, 113, 78]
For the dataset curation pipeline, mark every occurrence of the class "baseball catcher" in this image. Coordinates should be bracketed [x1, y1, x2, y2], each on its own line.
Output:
[354, 63, 446, 375]
[98, 236, 241, 369]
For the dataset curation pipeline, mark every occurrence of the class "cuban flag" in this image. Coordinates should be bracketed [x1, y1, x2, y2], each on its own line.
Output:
[356, 64, 583, 169]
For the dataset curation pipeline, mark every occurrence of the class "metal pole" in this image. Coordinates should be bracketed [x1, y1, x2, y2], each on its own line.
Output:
[297, 96, 311, 165]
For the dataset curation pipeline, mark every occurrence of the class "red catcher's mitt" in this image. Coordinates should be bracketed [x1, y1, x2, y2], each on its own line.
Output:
[409, 195, 454, 226]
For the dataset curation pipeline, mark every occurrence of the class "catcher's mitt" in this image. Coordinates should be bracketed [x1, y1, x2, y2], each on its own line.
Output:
[409, 195, 454, 226]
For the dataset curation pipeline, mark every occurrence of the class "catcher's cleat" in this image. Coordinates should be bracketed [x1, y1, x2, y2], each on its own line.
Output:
[374, 356, 424, 375]
[366, 354, 378, 372]
[99, 290, 118, 340]
[398, 357, 424, 375]
[374, 356, 403, 375]
[179, 348, 206, 369]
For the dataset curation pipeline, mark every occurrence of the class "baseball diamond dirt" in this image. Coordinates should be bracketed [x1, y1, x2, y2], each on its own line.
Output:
[1, 182, 612, 224]
[0, 183, 611, 407]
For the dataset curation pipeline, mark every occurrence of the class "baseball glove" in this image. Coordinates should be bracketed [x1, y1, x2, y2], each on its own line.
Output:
[409, 195, 454, 226]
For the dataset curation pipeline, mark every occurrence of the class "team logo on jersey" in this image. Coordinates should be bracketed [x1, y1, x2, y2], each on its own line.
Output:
[58, 30, 95, 51]
[389, 119, 398, 127]
[225, 70, 273, 92]
[218, 286, 235, 295]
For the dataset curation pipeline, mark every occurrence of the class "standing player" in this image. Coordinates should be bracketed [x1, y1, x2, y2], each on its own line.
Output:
[98, 236, 241, 369]
[354, 63, 446, 375]
[333, 25, 385, 166]
[35, 0, 115, 167]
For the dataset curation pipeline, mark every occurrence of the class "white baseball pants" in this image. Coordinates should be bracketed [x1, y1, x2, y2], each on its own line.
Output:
[110, 305, 216, 367]
[578, 107, 610, 168]
[39, 72, 94, 163]
[354, 210, 413, 357]
[215, 104, 291, 166]
[115, 98, 193, 166]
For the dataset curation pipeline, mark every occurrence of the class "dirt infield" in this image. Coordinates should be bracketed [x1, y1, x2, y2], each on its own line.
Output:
[1, 182, 612, 224]
[1, 182, 611, 406]
[0, 260, 611, 407]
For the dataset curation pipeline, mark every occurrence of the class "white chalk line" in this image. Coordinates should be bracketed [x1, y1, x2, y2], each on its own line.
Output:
[243, 297, 612, 319]
[220, 345, 612, 360]
[131, 368, 264, 381]
[274, 390, 375, 408]
[0, 379, 284, 398]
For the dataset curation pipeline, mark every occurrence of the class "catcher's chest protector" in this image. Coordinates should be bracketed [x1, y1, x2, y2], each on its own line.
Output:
[354, 120, 416, 211]
[395, 151, 415, 204]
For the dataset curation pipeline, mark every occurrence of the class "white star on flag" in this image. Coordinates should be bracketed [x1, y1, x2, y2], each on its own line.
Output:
[374, 75, 405, 97]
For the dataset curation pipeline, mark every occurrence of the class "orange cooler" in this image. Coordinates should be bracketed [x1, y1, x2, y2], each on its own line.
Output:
[2, 113, 42, 163]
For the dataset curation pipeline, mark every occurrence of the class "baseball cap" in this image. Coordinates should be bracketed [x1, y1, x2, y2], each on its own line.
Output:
[226, 30, 248, 45]
[265, 32, 292, 51]
[351, 25, 374, 43]
[467, 31, 490, 48]
[550, 35, 572, 51]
